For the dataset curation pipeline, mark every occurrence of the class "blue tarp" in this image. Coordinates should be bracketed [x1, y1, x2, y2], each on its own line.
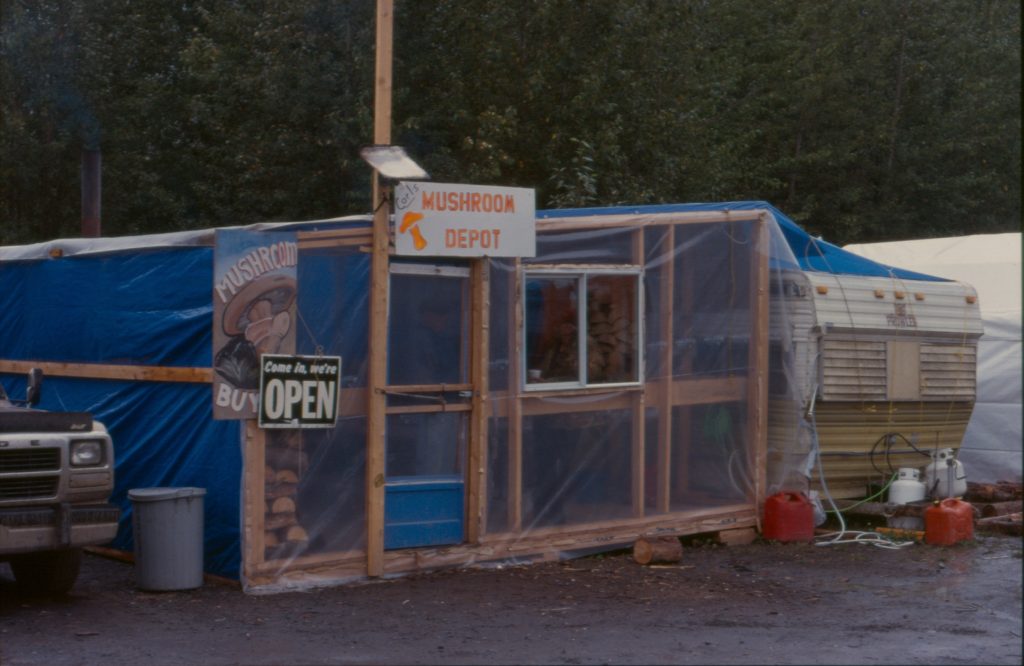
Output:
[0, 247, 243, 577]
[0, 201, 943, 580]
[0, 219, 368, 579]
[538, 201, 946, 281]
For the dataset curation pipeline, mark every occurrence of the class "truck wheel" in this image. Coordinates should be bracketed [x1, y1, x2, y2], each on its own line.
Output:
[10, 548, 82, 596]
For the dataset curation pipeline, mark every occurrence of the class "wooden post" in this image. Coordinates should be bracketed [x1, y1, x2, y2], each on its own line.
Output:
[467, 259, 490, 542]
[657, 226, 674, 514]
[509, 259, 523, 532]
[631, 228, 645, 517]
[241, 421, 266, 581]
[748, 215, 770, 518]
[365, 0, 393, 578]
[673, 225, 695, 505]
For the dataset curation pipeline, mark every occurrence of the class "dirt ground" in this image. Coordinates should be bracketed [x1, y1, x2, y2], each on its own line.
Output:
[1, 534, 1021, 666]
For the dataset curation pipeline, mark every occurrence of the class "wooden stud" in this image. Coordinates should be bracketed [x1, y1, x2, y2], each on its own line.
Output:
[631, 228, 646, 517]
[748, 215, 771, 518]
[673, 225, 697, 508]
[384, 403, 473, 415]
[297, 226, 373, 250]
[365, 0, 394, 579]
[373, 0, 393, 144]
[657, 226, 675, 514]
[365, 180, 389, 579]
[466, 259, 490, 542]
[509, 259, 523, 532]
[0, 359, 211, 384]
[536, 210, 763, 233]
[241, 420, 266, 581]
[669, 376, 747, 405]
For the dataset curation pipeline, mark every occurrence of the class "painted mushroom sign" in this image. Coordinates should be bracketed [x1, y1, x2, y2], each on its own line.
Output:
[212, 230, 299, 420]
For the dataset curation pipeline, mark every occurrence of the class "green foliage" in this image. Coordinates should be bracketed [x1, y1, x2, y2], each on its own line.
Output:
[1, 0, 1019, 245]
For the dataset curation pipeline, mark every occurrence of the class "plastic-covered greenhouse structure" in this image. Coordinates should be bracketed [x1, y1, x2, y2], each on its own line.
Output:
[0, 201, 978, 592]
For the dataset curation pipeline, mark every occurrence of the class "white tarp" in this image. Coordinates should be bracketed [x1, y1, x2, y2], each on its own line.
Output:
[845, 233, 1022, 483]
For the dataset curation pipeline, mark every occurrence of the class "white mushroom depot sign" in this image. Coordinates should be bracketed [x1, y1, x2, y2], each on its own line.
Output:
[393, 182, 535, 257]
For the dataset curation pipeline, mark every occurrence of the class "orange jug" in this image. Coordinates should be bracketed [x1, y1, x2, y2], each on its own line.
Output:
[925, 498, 974, 545]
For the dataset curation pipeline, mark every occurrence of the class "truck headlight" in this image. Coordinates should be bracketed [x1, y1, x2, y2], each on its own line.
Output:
[71, 440, 104, 467]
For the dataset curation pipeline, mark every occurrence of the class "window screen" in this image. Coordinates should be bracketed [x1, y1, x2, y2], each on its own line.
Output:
[524, 269, 641, 389]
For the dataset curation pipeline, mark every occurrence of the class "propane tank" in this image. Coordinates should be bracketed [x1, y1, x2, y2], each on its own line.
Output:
[888, 467, 926, 505]
[922, 448, 968, 499]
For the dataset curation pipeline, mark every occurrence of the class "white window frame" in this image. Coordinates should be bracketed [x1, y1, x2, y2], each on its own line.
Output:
[521, 265, 644, 392]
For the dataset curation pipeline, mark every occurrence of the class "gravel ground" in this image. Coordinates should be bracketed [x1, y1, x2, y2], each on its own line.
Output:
[1, 534, 1021, 665]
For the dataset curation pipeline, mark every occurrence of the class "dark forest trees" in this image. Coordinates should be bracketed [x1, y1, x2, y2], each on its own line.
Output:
[1, 0, 1019, 245]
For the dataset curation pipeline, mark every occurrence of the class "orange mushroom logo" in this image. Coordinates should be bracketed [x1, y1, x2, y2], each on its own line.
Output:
[399, 211, 428, 251]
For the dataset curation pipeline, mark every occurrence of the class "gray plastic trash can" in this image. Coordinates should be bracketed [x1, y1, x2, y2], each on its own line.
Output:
[128, 487, 206, 591]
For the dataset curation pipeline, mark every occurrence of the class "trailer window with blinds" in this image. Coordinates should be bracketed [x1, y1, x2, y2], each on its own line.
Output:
[523, 268, 642, 389]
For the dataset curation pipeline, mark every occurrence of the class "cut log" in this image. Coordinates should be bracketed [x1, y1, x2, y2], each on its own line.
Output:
[975, 512, 1023, 536]
[264, 530, 280, 547]
[715, 527, 757, 546]
[264, 512, 297, 530]
[965, 482, 1023, 503]
[633, 536, 683, 565]
[285, 525, 309, 542]
[265, 482, 299, 499]
[271, 496, 296, 514]
[275, 469, 299, 484]
[980, 500, 1023, 518]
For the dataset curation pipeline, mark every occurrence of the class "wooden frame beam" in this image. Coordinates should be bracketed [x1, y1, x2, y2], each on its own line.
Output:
[631, 228, 646, 517]
[748, 214, 771, 516]
[365, 0, 394, 578]
[0, 360, 212, 383]
[508, 259, 523, 532]
[241, 420, 266, 581]
[536, 210, 764, 233]
[466, 259, 490, 542]
[657, 225, 675, 514]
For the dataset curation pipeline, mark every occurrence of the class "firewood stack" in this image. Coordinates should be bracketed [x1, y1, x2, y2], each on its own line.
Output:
[587, 282, 635, 382]
[263, 430, 309, 557]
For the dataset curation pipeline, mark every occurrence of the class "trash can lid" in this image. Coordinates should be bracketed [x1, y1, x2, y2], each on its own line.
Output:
[128, 487, 207, 502]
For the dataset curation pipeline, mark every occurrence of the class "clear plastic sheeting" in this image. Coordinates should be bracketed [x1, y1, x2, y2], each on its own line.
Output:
[13, 201, 967, 593]
[480, 213, 801, 557]
[246, 245, 371, 589]
[248, 209, 799, 592]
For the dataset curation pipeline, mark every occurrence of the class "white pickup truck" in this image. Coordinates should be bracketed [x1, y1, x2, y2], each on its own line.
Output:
[0, 369, 119, 594]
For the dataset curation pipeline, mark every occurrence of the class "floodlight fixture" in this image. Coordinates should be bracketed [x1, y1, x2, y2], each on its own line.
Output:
[359, 145, 430, 181]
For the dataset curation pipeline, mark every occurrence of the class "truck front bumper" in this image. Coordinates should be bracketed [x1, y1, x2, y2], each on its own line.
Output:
[0, 503, 120, 556]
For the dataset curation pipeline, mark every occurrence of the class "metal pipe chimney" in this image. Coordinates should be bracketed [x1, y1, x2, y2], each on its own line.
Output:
[81, 148, 101, 237]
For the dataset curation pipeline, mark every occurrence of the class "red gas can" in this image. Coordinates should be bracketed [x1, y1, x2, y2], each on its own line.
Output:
[763, 491, 815, 542]
[925, 498, 975, 546]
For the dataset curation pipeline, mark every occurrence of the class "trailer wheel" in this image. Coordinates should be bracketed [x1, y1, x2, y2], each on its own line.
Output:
[10, 548, 82, 596]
